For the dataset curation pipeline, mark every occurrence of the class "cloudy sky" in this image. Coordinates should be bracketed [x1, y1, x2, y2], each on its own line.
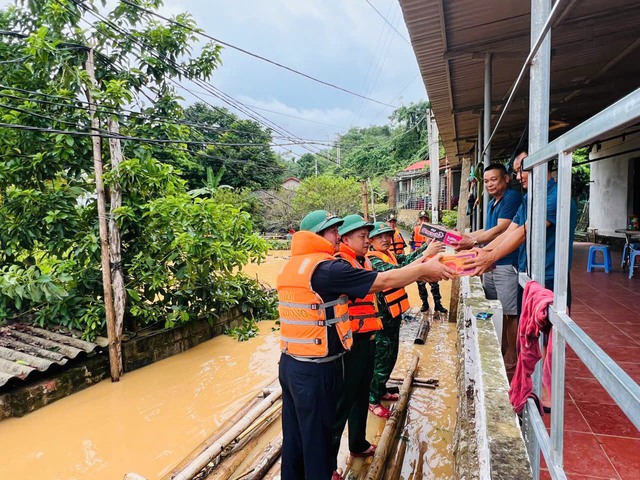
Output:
[2, 0, 428, 156]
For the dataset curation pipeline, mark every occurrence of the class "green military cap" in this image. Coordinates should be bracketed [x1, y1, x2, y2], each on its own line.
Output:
[338, 214, 374, 236]
[419, 210, 429, 218]
[369, 221, 395, 238]
[387, 214, 398, 222]
[300, 210, 344, 234]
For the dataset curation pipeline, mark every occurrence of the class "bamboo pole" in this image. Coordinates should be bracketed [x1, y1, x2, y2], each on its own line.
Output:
[448, 276, 461, 324]
[363, 355, 419, 480]
[162, 396, 262, 479]
[361, 181, 369, 220]
[239, 433, 283, 480]
[261, 458, 281, 480]
[414, 312, 431, 344]
[85, 46, 121, 382]
[205, 437, 258, 480]
[107, 117, 127, 338]
[171, 387, 282, 480]
[381, 430, 408, 480]
[413, 442, 426, 480]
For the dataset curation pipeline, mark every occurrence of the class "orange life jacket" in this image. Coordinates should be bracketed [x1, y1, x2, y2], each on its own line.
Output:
[335, 244, 382, 334]
[412, 224, 428, 250]
[277, 231, 353, 359]
[366, 250, 411, 318]
[390, 228, 406, 255]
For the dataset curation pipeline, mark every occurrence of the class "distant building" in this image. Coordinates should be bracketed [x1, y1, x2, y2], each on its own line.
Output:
[281, 176, 301, 191]
[394, 157, 460, 211]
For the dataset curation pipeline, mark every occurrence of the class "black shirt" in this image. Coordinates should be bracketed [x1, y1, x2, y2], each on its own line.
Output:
[311, 260, 378, 355]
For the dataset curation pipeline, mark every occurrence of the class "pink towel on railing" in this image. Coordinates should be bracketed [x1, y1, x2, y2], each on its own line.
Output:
[508, 280, 554, 414]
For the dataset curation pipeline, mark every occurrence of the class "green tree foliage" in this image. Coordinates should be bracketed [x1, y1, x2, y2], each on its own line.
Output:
[0, 0, 277, 337]
[325, 101, 432, 179]
[183, 103, 285, 190]
[291, 175, 361, 218]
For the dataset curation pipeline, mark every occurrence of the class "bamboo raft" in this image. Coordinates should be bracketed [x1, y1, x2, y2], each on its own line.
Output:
[126, 353, 437, 480]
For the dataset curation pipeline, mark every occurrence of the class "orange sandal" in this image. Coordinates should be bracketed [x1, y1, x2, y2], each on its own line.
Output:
[381, 392, 399, 401]
[368, 403, 391, 419]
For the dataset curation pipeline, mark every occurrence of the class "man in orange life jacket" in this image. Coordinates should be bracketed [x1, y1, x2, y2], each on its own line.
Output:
[410, 210, 448, 314]
[367, 222, 445, 418]
[386, 214, 406, 255]
[331, 215, 382, 461]
[277, 210, 454, 480]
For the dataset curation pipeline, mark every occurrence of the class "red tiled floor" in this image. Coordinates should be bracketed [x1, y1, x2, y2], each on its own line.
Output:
[598, 436, 640, 480]
[576, 401, 640, 438]
[566, 374, 617, 406]
[599, 345, 640, 364]
[562, 431, 620, 478]
[543, 399, 591, 433]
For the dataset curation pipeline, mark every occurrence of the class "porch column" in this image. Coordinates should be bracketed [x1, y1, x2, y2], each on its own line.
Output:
[483, 53, 492, 229]
[524, 0, 552, 476]
[429, 109, 440, 223]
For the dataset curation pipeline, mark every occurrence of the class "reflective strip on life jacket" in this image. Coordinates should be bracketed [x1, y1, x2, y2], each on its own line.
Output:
[366, 250, 411, 318]
[390, 229, 405, 255]
[413, 225, 428, 250]
[277, 239, 353, 358]
[334, 249, 383, 334]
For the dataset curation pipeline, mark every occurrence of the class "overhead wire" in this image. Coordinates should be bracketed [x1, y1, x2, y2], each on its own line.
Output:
[363, 0, 411, 45]
[118, 0, 398, 109]
[70, 0, 341, 165]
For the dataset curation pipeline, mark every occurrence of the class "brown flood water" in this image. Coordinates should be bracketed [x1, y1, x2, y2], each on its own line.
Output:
[0, 251, 457, 479]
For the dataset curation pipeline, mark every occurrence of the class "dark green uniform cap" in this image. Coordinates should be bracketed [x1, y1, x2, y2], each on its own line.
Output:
[300, 210, 344, 233]
[369, 221, 394, 238]
[338, 214, 374, 236]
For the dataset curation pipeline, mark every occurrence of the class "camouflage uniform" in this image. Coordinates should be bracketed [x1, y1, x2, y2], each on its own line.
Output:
[368, 244, 427, 404]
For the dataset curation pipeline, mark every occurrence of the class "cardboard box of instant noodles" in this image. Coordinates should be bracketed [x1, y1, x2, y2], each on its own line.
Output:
[419, 223, 463, 247]
[439, 251, 477, 276]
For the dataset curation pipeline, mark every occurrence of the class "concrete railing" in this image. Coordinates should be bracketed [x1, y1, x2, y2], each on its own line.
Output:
[453, 276, 532, 479]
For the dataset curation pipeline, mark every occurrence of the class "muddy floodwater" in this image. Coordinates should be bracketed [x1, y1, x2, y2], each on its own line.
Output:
[0, 251, 456, 479]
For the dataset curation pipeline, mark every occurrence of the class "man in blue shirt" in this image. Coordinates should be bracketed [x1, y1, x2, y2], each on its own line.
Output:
[453, 163, 522, 375]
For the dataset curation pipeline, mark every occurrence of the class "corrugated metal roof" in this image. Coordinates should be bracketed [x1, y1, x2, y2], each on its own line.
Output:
[399, 0, 640, 162]
[0, 324, 100, 388]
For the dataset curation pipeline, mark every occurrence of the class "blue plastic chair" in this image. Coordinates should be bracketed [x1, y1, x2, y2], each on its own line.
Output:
[629, 248, 640, 279]
[622, 242, 640, 269]
[587, 245, 612, 273]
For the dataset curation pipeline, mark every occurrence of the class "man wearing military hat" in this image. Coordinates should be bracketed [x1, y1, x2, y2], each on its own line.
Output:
[386, 214, 406, 255]
[277, 210, 453, 480]
[367, 221, 444, 418]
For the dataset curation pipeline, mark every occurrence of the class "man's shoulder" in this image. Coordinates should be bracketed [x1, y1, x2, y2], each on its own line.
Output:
[504, 187, 523, 202]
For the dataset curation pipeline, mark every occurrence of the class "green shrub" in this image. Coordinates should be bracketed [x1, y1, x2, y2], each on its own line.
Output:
[441, 209, 458, 229]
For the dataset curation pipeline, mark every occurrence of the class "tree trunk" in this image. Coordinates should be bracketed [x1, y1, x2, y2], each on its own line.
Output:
[107, 117, 126, 362]
[363, 355, 419, 480]
[85, 46, 121, 382]
[448, 277, 461, 324]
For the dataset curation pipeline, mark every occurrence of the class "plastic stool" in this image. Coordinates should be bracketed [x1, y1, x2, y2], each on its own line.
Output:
[629, 248, 640, 279]
[587, 245, 612, 273]
[622, 242, 640, 268]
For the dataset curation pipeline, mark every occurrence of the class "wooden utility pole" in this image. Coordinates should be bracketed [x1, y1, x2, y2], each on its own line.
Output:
[107, 117, 127, 359]
[85, 47, 122, 381]
[361, 180, 369, 221]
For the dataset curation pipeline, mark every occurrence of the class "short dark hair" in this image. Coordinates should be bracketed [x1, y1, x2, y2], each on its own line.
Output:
[484, 163, 508, 176]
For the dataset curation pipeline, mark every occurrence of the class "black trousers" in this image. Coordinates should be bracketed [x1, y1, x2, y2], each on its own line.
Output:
[331, 334, 375, 457]
[279, 353, 342, 480]
[417, 281, 442, 307]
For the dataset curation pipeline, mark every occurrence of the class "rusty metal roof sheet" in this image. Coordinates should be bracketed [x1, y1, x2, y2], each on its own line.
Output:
[0, 324, 100, 388]
[399, 0, 640, 162]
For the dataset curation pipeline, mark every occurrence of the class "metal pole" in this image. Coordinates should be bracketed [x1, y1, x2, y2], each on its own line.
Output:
[483, 53, 492, 229]
[550, 151, 572, 470]
[475, 118, 482, 230]
[429, 109, 440, 223]
[524, 0, 552, 477]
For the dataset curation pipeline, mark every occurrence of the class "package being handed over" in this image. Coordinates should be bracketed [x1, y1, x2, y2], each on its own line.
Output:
[419, 223, 462, 247]
[439, 251, 478, 276]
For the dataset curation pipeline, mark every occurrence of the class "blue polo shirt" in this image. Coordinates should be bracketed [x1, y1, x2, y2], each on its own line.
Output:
[486, 187, 522, 266]
[512, 178, 578, 281]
